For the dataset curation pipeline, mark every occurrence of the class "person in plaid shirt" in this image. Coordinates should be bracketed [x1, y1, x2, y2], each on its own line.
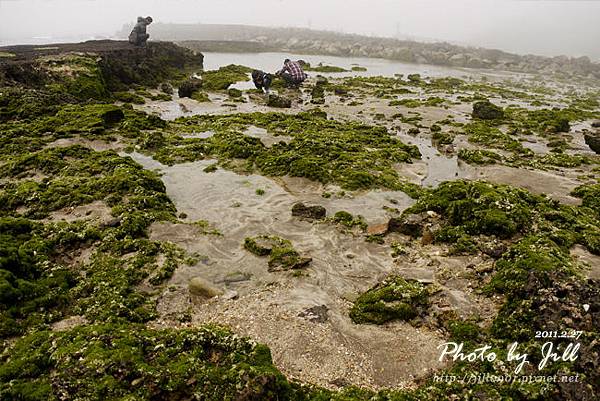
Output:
[276, 59, 308, 88]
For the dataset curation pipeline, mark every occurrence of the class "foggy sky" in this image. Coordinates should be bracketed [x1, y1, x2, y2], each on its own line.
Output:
[1, 0, 599, 60]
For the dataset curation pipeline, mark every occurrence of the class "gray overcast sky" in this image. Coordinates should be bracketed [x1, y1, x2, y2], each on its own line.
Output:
[1, 0, 599, 59]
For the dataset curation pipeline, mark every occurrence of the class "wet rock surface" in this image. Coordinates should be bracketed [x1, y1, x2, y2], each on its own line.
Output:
[266, 94, 291, 108]
[178, 78, 203, 98]
[584, 131, 600, 154]
[189, 277, 223, 298]
[291, 202, 327, 220]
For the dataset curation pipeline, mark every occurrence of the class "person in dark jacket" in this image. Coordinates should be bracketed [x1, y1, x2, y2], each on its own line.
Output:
[276, 59, 307, 88]
[251, 70, 273, 93]
[129, 16, 153, 47]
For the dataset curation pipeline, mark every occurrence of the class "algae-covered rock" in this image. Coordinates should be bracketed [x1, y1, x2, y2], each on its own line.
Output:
[407, 73, 421, 83]
[0, 323, 296, 400]
[160, 82, 174, 95]
[244, 235, 311, 271]
[201, 64, 252, 91]
[178, 78, 202, 98]
[291, 203, 327, 220]
[191, 91, 210, 102]
[189, 277, 223, 298]
[584, 132, 600, 154]
[472, 99, 505, 120]
[304, 64, 347, 73]
[268, 249, 312, 272]
[310, 85, 325, 104]
[350, 276, 429, 324]
[228, 88, 243, 98]
[266, 94, 291, 108]
[244, 235, 282, 256]
[100, 107, 125, 125]
[332, 211, 367, 230]
[113, 91, 145, 104]
[388, 213, 431, 237]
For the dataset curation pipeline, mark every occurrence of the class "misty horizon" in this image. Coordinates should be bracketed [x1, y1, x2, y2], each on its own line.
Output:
[1, 0, 599, 61]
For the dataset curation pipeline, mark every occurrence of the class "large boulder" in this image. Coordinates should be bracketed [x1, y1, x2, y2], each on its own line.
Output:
[472, 100, 504, 120]
[291, 203, 326, 220]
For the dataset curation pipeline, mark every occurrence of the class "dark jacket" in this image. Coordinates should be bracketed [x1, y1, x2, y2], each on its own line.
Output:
[129, 17, 150, 45]
[252, 70, 273, 92]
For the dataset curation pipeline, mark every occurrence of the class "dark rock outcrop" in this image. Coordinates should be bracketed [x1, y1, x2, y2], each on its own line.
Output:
[584, 132, 600, 154]
[291, 203, 326, 220]
[178, 78, 202, 98]
[100, 108, 125, 125]
[388, 213, 428, 237]
[388, 212, 441, 238]
[266, 94, 291, 108]
[0, 40, 204, 93]
[472, 100, 504, 120]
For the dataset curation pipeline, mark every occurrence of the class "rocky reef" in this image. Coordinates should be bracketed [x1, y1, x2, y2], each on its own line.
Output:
[1, 38, 599, 401]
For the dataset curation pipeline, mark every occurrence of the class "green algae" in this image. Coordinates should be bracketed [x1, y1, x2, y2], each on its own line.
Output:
[114, 91, 146, 104]
[0, 141, 205, 336]
[457, 149, 503, 165]
[2, 45, 599, 400]
[464, 121, 529, 154]
[332, 210, 367, 230]
[40, 54, 110, 100]
[0, 217, 77, 337]
[350, 276, 429, 324]
[0, 324, 297, 400]
[405, 180, 600, 249]
[201, 64, 252, 91]
[156, 111, 421, 192]
[303, 64, 348, 73]
[472, 99, 505, 120]
[244, 235, 308, 271]
[191, 91, 210, 102]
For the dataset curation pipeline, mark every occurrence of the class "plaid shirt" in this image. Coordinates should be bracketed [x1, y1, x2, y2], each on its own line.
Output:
[281, 61, 307, 81]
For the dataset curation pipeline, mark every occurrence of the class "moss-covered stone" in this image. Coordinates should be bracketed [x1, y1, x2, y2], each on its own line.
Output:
[266, 94, 292, 108]
[472, 99, 505, 120]
[178, 78, 202, 98]
[304, 64, 347, 73]
[332, 211, 367, 230]
[243, 235, 310, 271]
[350, 276, 429, 324]
[201, 64, 252, 91]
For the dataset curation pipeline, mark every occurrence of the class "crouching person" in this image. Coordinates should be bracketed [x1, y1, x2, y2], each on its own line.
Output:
[251, 70, 273, 94]
[129, 16, 153, 47]
[276, 59, 307, 88]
